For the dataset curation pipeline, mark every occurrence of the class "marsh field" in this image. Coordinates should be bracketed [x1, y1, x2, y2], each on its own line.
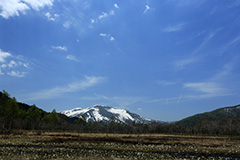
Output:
[0, 131, 240, 160]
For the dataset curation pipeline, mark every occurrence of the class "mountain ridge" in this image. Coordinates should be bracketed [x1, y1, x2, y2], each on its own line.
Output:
[176, 104, 240, 126]
[60, 104, 153, 124]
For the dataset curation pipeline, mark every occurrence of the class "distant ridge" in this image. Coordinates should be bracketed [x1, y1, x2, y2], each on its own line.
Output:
[176, 104, 240, 126]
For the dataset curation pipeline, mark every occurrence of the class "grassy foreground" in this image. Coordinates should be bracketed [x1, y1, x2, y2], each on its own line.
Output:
[0, 131, 240, 160]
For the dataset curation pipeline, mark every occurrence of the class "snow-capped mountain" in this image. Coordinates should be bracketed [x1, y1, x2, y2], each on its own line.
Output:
[60, 105, 152, 124]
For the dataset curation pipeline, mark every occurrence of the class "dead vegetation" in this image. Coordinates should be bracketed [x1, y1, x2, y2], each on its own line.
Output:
[0, 131, 240, 159]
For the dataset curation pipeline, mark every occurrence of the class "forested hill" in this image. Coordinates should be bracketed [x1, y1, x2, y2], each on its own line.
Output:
[176, 104, 240, 126]
[0, 90, 77, 131]
[174, 104, 240, 135]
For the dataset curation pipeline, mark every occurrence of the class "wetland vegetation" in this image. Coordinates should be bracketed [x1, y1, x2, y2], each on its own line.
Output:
[0, 131, 240, 159]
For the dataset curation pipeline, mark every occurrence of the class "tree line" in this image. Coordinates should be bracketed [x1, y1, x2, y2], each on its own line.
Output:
[1, 90, 240, 135]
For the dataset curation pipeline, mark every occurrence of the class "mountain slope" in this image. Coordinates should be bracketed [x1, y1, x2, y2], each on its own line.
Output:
[61, 105, 152, 124]
[176, 104, 240, 126]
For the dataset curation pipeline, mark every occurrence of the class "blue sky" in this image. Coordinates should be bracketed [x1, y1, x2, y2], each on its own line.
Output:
[1, 0, 240, 121]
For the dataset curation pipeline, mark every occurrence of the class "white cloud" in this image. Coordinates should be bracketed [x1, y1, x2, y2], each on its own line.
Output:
[184, 82, 229, 98]
[7, 71, 26, 77]
[143, 5, 151, 15]
[0, 0, 54, 19]
[51, 46, 67, 51]
[99, 33, 107, 37]
[1, 64, 7, 68]
[63, 21, 71, 29]
[192, 30, 220, 54]
[18, 61, 29, 68]
[109, 10, 115, 16]
[98, 10, 114, 20]
[114, 4, 119, 9]
[8, 60, 17, 68]
[174, 58, 197, 70]
[66, 55, 78, 62]
[27, 76, 106, 100]
[110, 36, 115, 41]
[0, 49, 31, 77]
[100, 33, 115, 41]
[162, 23, 184, 32]
[98, 12, 108, 19]
[0, 49, 11, 62]
[90, 19, 95, 23]
[45, 12, 59, 21]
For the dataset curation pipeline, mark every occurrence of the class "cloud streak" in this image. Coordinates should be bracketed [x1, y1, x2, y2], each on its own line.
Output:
[143, 5, 151, 15]
[162, 23, 184, 32]
[7, 71, 26, 77]
[51, 46, 67, 51]
[98, 10, 114, 20]
[27, 76, 106, 101]
[184, 82, 230, 98]
[174, 58, 197, 70]
[66, 55, 78, 62]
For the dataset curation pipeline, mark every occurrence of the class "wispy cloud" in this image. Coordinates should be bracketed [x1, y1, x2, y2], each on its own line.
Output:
[162, 23, 184, 32]
[98, 10, 114, 20]
[66, 55, 78, 62]
[7, 71, 26, 77]
[221, 35, 240, 54]
[0, 49, 31, 77]
[177, 94, 182, 104]
[0, 0, 54, 19]
[8, 60, 17, 68]
[99, 33, 115, 41]
[99, 33, 107, 37]
[174, 58, 197, 70]
[51, 46, 67, 51]
[184, 82, 230, 98]
[26, 76, 106, 101]
[0, 49, 11, 62]
[45, 12, 59, 21]
[192, 30, 220, 54]
[63, 21, 71, 29]
[81, 93, 147, 108]
[114, 4, 119, 9]
[143, 5, 151, 15]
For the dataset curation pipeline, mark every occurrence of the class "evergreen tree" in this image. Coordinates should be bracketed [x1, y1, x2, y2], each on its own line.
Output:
[26, 104, 42, 130]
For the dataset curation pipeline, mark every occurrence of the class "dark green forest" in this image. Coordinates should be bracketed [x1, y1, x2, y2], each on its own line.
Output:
[1, 90, 240, 135]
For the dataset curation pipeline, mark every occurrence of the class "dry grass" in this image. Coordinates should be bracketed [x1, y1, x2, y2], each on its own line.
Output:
[0, 131, 240, 159]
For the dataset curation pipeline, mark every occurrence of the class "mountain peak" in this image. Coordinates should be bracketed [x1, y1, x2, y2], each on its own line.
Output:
[60, 105, 152, 124]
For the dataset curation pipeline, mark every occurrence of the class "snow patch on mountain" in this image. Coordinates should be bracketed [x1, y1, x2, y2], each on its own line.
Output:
[107, 108, 134, 122]
[60, 105, 152, 124]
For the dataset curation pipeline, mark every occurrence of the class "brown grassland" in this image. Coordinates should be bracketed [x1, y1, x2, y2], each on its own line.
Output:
[0, 130, 240, 159]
